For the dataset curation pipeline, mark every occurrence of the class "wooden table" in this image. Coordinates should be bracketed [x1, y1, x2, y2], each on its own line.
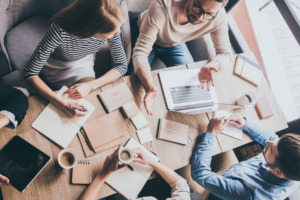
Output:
[0, 54, 287, 200]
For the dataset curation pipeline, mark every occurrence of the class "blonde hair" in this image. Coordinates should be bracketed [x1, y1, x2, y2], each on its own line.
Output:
[52, 0, 126, 38]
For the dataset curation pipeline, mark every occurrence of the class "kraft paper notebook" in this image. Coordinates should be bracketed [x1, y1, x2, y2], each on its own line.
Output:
[72, 160, 92, 184]
[32, 86, 95, 148]
[106, 138, 159, 200]
[98, 82, 134, 112]
[82, 111, 127, 150]
[157, 119, 189, 145]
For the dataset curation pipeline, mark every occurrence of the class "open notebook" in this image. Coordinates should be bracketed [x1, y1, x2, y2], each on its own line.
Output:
[106, 138, 159, 199]
[32, 86, 95, 148]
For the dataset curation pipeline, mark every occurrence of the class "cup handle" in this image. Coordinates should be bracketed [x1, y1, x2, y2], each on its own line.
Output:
[62, 168, 68, 175]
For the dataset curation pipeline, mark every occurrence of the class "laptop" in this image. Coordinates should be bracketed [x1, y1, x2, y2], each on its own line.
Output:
[159, 69, 219, 114]
[0, 136, 51, 192]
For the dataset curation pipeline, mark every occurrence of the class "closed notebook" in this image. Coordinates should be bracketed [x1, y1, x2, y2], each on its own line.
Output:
[98, 82, 134, 112]
[255, 96, 273, 119]
[82, 111, 128, 150]
[32, 86, 95, 148]
[72, 160, 92, 184]
[157, 119, 189, 145]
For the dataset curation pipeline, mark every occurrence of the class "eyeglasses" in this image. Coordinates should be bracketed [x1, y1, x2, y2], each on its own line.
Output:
[192, 0, 218, 20]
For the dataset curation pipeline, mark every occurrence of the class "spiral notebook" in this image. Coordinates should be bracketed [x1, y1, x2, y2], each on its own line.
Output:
[72, 160, 92, 184]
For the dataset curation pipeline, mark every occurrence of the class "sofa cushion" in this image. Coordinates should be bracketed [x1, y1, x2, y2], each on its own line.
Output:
[5, 15, 50, 72]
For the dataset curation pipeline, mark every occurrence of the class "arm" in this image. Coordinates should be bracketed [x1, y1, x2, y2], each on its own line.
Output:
[65, 34, 128, 99]
[0, 174, 9, 187]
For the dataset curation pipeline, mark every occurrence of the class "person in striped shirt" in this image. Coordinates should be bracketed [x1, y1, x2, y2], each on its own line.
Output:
[24, 0, 128, 118]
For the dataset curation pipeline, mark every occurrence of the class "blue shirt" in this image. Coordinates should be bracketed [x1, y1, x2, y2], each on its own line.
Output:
[191, 120, 300, 200]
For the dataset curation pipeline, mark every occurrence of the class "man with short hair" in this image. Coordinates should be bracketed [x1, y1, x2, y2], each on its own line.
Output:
[191, 114, 300, 200]
[132, 0, 231, 115]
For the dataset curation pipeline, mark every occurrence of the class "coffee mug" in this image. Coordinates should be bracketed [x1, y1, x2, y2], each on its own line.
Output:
[58, 148, 78, 174]
[118, 147, 134, 164]
[236, 91, 257, 106]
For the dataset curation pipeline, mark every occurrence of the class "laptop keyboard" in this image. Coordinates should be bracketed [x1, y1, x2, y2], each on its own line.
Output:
[170, 85, 212, 104]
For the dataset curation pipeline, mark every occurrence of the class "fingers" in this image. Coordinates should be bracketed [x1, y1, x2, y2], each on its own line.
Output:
[209, 66, 218, 72]
[0, 175, 9, 185]
[229, 121, 240, 127]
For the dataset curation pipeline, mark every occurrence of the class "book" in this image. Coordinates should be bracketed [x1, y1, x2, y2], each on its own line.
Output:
[72, 160, 92, 184]
[82, 111, 128, 150]
[233, 54, 263, 87]
[105, 138, 159, 199]
[32, 86, 95, 148]
[213, 110, 243, 140]
[98, 82, 134, 112]
[157, 119, 189, 145]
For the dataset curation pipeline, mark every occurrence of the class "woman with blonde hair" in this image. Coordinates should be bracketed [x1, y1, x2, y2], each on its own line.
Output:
[24, 0, 128, 118]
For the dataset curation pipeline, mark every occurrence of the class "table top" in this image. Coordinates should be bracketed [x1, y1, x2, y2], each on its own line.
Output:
[0, 54, 287, 200]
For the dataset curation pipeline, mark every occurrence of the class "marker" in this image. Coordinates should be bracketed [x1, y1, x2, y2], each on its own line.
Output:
[69, 105, 87, 112]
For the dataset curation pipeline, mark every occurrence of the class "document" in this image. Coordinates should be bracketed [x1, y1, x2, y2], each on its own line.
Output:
[32, 86, 95, 148]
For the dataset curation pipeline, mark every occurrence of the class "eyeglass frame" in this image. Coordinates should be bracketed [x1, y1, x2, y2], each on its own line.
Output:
[191, 0, 218, 20]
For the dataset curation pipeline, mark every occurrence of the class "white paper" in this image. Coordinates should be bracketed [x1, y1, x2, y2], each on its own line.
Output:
[137, 128, 153, 144]
[213, 110, 243, 140]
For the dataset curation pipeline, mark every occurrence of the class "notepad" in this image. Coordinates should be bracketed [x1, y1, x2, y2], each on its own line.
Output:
[213, 110, 243, 140]
[233, 54, 263, 87]
[122, 101, 140, 118]
[98, 82, 134, 112]
[130, 112, 148, 130]
[137, 128, 153, 144]
[106, 138, 159, 200]
[72, 160, 92, 184]
[32, 86, 95, 148]
[157, 119, 189, 145]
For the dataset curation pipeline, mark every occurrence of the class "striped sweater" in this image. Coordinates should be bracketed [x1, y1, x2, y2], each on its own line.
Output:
[24, 22, 128, 81]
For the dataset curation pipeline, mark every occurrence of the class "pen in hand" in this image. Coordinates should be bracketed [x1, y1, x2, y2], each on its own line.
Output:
[69, 105, 87, 112]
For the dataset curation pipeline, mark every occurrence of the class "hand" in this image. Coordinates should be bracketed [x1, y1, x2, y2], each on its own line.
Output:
[0, 174, 9, 187]
[228, 114, 246, 127]
[99, 147, 124, 177]
[144, 86, 158, 116]
[198, 66, 218, 91]
[133, 148, 156, 166]
[207, 117, 230, 135]
[60, 101, 88, 118]
[64, 82, 93, 99]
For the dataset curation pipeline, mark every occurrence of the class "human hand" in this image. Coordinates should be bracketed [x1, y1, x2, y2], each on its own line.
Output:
[99, 147, 125, 177]
[64, 82, 93, 99]
[207, 117, 230, 135]
[133, 148, 156, 166]
[198, 66, 218, 91]
[60, 101, 88, 118]
[228, 114, 246, 128]
[144, 86, 158, 116]
[0, 174, 9, 187]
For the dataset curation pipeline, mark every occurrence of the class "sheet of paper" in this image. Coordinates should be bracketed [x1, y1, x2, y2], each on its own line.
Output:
[131, 112, 148, 130]
[213, 110, 243, 140]
[122, 101, 140, 118]
[137, 128, 153, 144]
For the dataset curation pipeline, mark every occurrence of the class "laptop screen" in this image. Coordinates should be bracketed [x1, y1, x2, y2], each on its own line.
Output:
[0, 136, 50, 192]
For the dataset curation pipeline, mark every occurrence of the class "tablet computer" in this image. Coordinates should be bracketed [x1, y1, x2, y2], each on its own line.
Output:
[0, 136, 51, 192]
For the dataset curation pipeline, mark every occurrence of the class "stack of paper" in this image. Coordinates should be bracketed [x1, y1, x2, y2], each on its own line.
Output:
[122, 101, 148, 130]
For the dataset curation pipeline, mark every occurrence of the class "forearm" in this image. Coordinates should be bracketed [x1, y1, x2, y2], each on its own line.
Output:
[0, 114, 10, 129]
[88, 69, 121, 91]
[206, 60, 221, 70]
[79, 173, 109, 200]
[136, 67, 155, 91]
[243, 120, 278, 146]
[27, 77, 64, 108]
[149, 160, 180, 185]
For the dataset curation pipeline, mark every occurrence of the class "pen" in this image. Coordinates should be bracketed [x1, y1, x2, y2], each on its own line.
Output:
[127, 165, 134, 171]
[69, 105, 87, 112]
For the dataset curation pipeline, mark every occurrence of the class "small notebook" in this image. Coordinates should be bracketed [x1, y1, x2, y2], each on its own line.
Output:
[137, 128, 153, 144]
[130, 112, 148, 130]
[106, 138, 159, 200]
[72, 160, 92, 184]
[213, 110, 243, 140]
[255, 97, 273, 119]
[122, 101, 140, 118]
[32, 86, 95, 148]
[233, 54, 263, 87]
[157, 119, 189, 145]
[98, 82, 134, 112]
[82, 111, 128, 150]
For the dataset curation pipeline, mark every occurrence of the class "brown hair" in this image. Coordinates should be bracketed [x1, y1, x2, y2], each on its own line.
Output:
[276, 133, 300, 180]
[52, 0, 126, 38]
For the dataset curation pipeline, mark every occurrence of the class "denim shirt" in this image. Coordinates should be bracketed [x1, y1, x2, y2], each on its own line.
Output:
[191, 120, 300, 200]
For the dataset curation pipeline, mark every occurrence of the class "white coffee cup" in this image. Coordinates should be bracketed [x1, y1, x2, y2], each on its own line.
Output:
[58, 148, 78, 174]
[118, 147, 134, 164]
[236, 91, 257, 106]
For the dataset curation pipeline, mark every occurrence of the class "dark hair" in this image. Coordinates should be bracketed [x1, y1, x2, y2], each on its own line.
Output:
[52, 0, 126, 38]
[276, 133, 300, 180]
[215, 0, 228, 4]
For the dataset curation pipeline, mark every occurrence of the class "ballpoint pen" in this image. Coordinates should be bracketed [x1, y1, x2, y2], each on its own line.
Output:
[69, 105, 87, 112]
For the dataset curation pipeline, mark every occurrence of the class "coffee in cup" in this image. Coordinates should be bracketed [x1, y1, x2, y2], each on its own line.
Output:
[118, 147, 133, 164]
[58, 148, 78, 174]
